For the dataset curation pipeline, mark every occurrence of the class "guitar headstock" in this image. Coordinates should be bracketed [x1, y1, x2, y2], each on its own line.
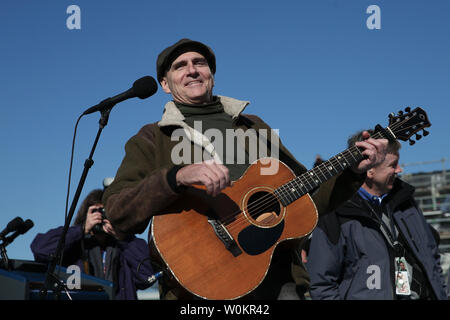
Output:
[388, 107, 431, 145]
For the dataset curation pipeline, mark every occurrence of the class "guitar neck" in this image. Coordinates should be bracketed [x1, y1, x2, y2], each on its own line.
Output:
[275, 131, 385, 206]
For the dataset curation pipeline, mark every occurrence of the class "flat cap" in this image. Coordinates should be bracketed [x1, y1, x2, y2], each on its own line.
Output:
[156, 38, 216, 83]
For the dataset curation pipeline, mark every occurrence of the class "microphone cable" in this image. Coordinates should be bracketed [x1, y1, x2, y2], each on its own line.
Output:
[60, 113, 84, 269]
[65, 114, 83, 221]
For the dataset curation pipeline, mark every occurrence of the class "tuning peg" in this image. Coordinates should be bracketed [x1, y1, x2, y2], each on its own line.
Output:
[415, 133, 422, 140]
[398, 111, 404, 116]
[405, 107, 411, 112]
[422, 129, 429, 136]
[409, 139, 416, 145]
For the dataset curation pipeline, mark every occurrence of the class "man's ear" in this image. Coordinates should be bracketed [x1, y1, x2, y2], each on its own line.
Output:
[367, 168, 375, 179]
[160, 77, 171, 94]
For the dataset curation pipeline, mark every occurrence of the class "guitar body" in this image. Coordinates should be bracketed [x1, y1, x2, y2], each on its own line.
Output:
[151, 158, 318, 300]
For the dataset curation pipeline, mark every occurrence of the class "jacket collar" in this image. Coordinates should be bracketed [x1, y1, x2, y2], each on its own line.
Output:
[357, 187, 389, 205]
[157, 95, 250, 128]
[156, 95, 250, 163]
[337, 178, 415, 219]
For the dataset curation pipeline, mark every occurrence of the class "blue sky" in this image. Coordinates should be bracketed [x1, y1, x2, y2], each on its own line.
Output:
[1, 0, 449, 261]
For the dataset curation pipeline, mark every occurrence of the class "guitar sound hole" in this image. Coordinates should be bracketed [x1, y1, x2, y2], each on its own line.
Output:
[247, 192, 281, 225]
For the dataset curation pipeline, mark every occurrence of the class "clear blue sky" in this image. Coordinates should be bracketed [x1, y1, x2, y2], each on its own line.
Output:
[1, 0, 449, 261]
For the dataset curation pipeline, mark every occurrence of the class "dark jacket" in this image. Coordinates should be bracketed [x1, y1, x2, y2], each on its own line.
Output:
[307, 179, 447, 300]
[30, 225, 153, 300]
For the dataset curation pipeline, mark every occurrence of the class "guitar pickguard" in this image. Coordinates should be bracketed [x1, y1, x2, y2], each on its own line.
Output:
[237, 221, 285, 255]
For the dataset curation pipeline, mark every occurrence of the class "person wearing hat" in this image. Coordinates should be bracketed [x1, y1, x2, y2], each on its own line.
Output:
[102, 38, 388, 299]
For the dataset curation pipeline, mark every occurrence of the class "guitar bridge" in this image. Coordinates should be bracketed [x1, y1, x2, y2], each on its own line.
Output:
[207, 219, 242, 257]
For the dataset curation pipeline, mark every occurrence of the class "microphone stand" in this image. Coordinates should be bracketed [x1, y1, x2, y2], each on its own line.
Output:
[40, 106, 112, 299]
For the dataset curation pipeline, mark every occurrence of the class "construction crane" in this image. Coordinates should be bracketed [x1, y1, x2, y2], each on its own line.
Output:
[401, 158, 450, 172]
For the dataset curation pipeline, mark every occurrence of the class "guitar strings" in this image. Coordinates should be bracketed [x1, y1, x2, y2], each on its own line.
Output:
[220, 146, 366, 231]
[218, 120, 418, 231]
[237, 117, 418, 219]
[209, 119, 422, 232]
[218, 132, 379, 228]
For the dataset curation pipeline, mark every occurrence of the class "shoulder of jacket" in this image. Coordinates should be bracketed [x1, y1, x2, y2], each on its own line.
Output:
[131, 122, 175, 142]
[317, 195, 365, 245]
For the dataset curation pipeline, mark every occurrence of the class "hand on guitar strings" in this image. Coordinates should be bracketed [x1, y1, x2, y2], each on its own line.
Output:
[352, 131, 388, 174]
[175, 160, 231, 197]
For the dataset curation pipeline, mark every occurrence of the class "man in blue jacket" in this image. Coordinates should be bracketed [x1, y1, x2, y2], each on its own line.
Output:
[31, 189, 153, 300]
[307, 130, 447, 300]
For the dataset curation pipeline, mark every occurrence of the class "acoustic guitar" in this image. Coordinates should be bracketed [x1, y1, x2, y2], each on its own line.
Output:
[151, 107, 431, 299]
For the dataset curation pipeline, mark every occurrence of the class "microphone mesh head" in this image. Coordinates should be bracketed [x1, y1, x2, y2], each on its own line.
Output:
[133, 76, 158, 99]
[8, 217, 24, 232]
[19, 220, 34, 234]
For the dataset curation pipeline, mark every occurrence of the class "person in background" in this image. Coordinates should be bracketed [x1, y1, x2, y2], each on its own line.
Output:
[307, 130, 447, 300]
[30, 188, 153, 299]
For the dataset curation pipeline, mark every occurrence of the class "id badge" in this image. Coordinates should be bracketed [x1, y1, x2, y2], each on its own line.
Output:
[395, 257, 411, 295]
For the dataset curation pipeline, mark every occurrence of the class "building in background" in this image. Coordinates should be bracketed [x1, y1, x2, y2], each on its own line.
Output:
[401, 158, 450, 285]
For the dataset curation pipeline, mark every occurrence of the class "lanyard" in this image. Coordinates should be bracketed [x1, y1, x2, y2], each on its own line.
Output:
[363, 200, 404, 257]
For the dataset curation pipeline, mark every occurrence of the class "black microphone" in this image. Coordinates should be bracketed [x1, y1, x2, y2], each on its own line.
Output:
[82, 76, 158, 115]
[2, 219, 34, 246]
[0, 217, 24, 240]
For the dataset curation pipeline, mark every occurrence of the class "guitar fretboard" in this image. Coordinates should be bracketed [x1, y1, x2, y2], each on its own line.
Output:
[274, 131, 385, 206]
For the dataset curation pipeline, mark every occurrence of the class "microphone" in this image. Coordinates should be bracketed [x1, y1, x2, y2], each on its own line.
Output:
[82, 76, 158, 115]
[0, 217, 24, 240]
[2, 219, 34, 247]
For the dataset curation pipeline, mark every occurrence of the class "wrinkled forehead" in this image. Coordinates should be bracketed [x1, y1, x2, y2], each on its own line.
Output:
[166, 44, 209, 71]
[170, 51, 208, 67]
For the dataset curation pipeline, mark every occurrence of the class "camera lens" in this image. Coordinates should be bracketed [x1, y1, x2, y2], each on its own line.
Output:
[92, 222, 104, 234]
[92, 207, 106, 234]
